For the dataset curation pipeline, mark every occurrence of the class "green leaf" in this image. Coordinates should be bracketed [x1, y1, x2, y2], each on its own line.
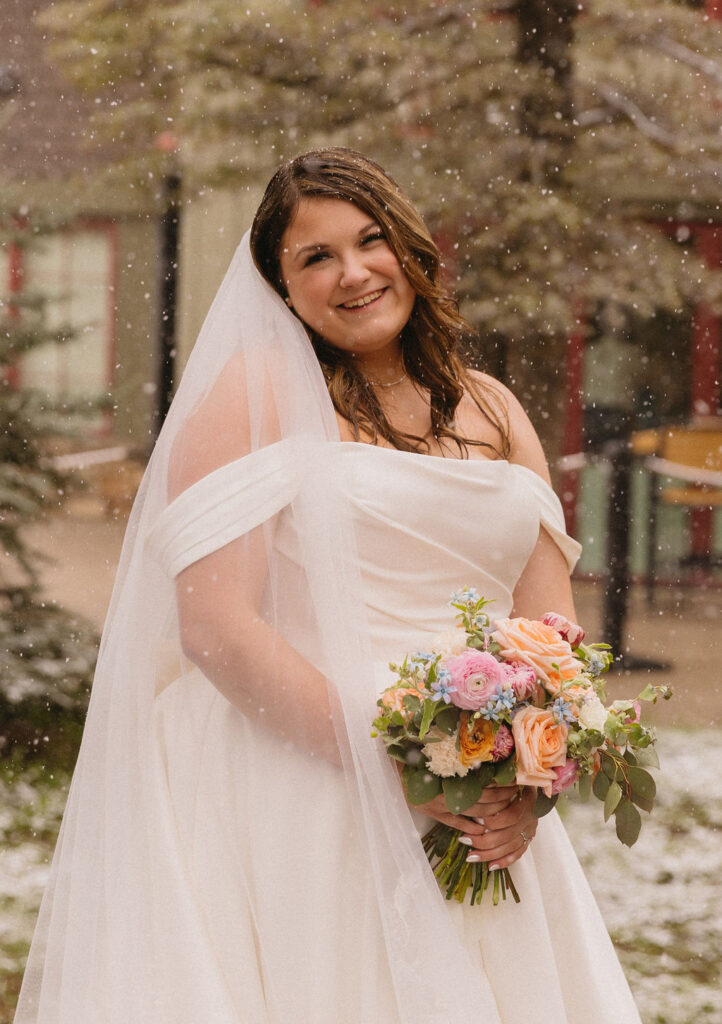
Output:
[418, 698, 437, 741]
[386, 744, 409, 763]
[637, 683, 659, 702]
[592, 770, 611, 801]
[533, 791, 559, 818]
[402, 694, 422, 714]
[630, 791, 654, 814]
[615, 799, 642, 847]
[403, 767, 442, 806]
[635, 746, 660, 769]
[434, 706, 458, 735]
[622, 749, 638, 766]
[604, 780, 622, 822]
[442, 773, 486, 814]
[493, 757, 517, 786]
[577, 772, 592, 801]
[600, 752, 618, 779]
[628, 766, 656, 804]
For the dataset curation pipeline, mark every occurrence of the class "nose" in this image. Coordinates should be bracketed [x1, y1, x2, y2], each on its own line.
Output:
[338, 251, 371, 289]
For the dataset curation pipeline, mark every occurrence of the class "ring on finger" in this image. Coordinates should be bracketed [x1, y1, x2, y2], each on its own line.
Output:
[520, 830, 530, 844]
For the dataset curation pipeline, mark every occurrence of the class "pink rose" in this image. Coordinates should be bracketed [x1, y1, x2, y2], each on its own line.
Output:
[551, 759, 579, 794]
[541, 612, 585, 647]
[492, 617, 584, 695]
[443, 650, 507, 711]
[505, 662, 538, 701]
[491, 723, 514, 762]
[512, 705, 568, 796]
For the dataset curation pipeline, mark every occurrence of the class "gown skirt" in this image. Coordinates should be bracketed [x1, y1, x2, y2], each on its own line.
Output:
[153, 442, 642, 1024]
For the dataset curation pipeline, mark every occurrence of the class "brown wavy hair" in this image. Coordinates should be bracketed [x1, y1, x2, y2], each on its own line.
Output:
[250, 147, 509, 458]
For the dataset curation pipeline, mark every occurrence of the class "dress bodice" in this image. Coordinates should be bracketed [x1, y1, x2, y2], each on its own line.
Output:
[325, 443, 579, 661]
[149, 438, 581, 678]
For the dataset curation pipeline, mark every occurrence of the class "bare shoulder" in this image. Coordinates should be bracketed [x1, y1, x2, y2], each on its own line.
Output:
[465, 370, 551, 483]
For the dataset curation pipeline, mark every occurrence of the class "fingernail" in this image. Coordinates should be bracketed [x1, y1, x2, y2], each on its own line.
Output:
[473, 817, 485, 825]
[489, 863, 501, 870]
[467, 854, 484, 863]
[459, 836, 473, 846]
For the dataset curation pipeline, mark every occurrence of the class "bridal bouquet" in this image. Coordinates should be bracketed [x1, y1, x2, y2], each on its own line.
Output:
[372, 587, 670, 906]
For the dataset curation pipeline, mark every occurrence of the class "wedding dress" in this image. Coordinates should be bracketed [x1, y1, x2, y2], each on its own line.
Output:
[15, 235, 641, 1024]
[150, 440, 641, 1024]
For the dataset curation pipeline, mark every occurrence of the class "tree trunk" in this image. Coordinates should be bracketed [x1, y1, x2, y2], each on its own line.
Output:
[516, 0, 578, 187]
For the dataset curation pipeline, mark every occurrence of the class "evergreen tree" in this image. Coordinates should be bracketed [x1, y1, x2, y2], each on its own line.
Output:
[0, 218, 97, 763]
[38, 0, 722, 331]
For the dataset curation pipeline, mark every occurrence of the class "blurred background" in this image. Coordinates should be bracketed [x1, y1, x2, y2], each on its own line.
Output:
[1, 1, 721, 1021]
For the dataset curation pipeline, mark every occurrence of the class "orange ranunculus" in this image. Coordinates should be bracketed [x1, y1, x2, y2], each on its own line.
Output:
[511, 706, 568, 796]
[458, 713, 496, 768]
[492, 617, 584, 695]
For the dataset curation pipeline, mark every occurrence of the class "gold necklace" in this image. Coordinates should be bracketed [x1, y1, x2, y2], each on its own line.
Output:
[366, 371, 408, 388]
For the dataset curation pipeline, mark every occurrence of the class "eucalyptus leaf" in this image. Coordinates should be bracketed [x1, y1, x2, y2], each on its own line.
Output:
[592, 770, 611, 801]
[604, 780, 623, 822]
[434, 706, 458, 735]
[600, 753, 617, 780]
[493, 757, 517, 786]
[628, 766, 656, 803]
[630, 791, 654, 813]
[578, 773, 592, 801]
[615, 799, 642, 847]
[637, 683, 659, 702]
[402, 694, 422, 714]
[533, 791, 559, 818]
[442, 773, 485, 814]
[622, 749, 638, 766]
[635, 746, 660, 769]
[404, 768, 442, 806]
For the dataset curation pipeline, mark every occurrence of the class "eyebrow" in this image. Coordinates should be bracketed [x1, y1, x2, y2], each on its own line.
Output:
[293, 220, 380, 262]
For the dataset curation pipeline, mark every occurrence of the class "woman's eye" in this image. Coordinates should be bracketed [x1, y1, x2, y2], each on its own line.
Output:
[304, 251, 329, 266]
[362, 232, 385, 246]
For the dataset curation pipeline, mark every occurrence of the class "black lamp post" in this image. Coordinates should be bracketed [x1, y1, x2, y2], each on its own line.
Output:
[154, 132, 181, 435]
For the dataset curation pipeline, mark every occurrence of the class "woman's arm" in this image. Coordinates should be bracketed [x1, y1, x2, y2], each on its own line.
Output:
[168, 357, 341, 765]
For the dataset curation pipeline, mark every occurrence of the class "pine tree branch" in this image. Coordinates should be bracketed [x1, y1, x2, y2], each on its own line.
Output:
[592, 82, 680, 148]
[643, 34, 722, 85]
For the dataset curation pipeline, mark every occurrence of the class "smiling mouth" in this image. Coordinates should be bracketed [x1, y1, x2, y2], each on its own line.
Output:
[339, 288, 386, 310]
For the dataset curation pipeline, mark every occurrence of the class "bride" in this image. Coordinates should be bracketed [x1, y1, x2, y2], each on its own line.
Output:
[16, 149, 641, 1023]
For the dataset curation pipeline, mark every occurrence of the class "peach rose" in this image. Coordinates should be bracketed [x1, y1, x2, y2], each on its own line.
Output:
[511, 706, 568, 796]
[458, 713, 496, 768]
[492, 617, 584, 695]
[380, 687, 425, 713]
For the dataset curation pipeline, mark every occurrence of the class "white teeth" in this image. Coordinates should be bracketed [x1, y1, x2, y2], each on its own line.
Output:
[342, 290, 383, 309]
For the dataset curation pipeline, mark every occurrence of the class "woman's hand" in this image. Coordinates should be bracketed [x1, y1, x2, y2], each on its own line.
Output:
[413, 783, 539, 870]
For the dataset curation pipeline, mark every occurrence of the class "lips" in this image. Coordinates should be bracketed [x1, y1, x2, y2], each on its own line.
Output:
[339, 288, 386, 310]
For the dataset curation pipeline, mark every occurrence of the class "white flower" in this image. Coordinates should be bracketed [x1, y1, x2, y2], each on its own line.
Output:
[421, 729, 469, 778]
[578, 695, 609, 732]
[431, 628, 468, 657]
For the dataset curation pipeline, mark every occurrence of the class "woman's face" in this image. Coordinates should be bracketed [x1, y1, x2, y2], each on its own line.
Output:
[279, 197, 416, 359]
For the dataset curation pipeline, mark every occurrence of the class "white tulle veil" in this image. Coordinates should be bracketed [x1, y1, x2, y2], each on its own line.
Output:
[15, 232, 505, 1024]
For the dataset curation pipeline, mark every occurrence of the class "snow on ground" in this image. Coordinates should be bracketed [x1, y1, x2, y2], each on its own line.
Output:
[0, 729, 720, 1023]
[562, 728, 722, 1024]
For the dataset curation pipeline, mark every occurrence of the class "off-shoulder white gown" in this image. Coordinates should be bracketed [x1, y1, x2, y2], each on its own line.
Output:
[153, 442, 641, 1024]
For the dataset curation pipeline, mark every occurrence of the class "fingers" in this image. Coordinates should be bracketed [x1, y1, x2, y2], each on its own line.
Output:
[463, 820, 537, 868]
[481, 789, 532, 830]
